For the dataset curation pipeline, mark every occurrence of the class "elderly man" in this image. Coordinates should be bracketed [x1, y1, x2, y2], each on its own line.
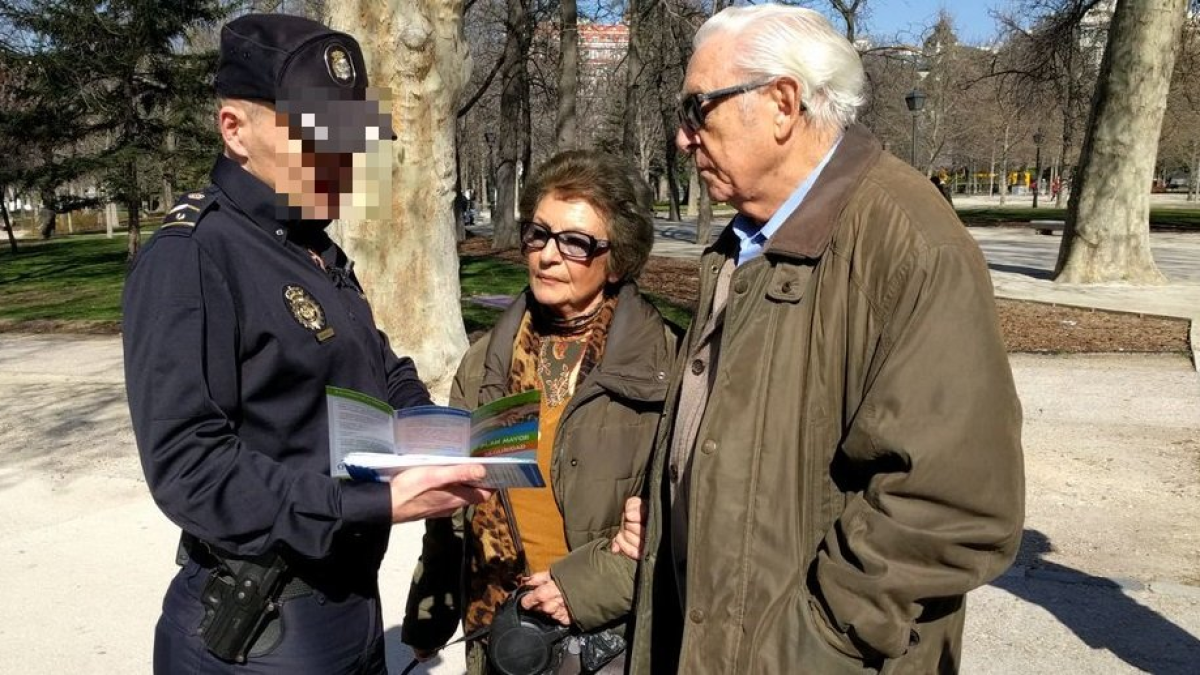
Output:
[622, 5, 1024, 674]
[123, 14, 491, 674]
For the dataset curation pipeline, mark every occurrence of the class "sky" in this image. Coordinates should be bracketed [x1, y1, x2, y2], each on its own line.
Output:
[845, 0, 1014, 45]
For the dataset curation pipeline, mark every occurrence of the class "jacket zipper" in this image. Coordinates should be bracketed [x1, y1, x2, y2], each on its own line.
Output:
[545, 380, 602, 525]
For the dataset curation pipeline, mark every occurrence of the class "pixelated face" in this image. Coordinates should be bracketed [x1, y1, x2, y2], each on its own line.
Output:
[272, 120, 354, 220]
[247, 89, 393, 222]
[525, 196, 617, 320]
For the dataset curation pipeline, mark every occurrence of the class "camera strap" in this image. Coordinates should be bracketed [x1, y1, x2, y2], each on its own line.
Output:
[399, 625, 491, 675]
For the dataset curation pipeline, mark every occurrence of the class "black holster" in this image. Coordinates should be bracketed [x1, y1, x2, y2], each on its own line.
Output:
[179, 534, 291, 664]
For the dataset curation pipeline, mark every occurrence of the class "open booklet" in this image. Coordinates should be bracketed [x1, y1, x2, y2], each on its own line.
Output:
[326, 386, 545, 489]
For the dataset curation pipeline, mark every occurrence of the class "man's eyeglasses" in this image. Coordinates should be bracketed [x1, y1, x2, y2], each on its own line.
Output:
[677, 78, 776, 133]
[520, 221, 610, 260]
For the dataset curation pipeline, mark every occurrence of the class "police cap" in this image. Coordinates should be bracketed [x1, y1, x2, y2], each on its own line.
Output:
[215, 13, 392, 154]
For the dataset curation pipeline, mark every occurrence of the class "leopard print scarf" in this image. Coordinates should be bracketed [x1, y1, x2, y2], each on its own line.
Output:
[464, 292, 619, 634]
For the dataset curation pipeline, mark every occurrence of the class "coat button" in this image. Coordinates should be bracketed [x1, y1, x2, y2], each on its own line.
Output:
[733, 279, 748, 294]
[570, 458, 579, 467]
[669, 464, 679, 482]
[701, 439, 717, 454]
[781, 281, 793, 293]
[909, 629, 920, 647]
[689, 609, 705, 623]
[690, 359, 705, 375]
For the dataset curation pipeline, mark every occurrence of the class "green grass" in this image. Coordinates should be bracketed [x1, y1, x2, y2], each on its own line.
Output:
[956, 206, 1200, 229]
[648, 298, 694, 329]
[459, 255, 529, 334]
[1, 236, 687, 333]
[0, 233, 135, 323]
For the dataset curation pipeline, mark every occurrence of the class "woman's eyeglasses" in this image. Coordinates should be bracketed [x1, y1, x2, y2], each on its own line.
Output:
[677, 78, 779, 133]
[520, 221, 610, 260]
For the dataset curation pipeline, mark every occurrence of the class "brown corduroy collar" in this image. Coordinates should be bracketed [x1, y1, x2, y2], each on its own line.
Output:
[762, 123, 883, 262]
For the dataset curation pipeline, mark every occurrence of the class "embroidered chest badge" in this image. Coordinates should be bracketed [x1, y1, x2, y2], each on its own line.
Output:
[283, 285, 336, 342]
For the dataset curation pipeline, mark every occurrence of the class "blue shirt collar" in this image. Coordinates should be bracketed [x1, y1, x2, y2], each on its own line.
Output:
[731, 136, 842, 266]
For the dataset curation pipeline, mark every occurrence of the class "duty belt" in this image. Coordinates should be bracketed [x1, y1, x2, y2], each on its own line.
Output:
[176, 532, 313, 601]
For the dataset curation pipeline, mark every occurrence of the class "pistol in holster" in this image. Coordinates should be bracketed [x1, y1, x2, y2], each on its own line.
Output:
[179, 533, 292, 664]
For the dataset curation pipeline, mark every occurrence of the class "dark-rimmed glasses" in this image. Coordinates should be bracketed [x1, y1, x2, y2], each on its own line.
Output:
[520, 221, 611, 260]
[677, 78, 776, 133]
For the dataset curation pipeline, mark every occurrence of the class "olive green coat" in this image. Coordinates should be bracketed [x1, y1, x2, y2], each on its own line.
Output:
[628, 125, 1025, 675]
[402, 283, 678, 662]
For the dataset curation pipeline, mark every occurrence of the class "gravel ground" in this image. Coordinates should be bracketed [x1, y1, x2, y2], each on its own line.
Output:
[1, 338, 1198, 674]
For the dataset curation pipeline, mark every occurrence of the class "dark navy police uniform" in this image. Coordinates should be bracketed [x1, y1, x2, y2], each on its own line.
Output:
[123, 13, 414, 675]
[125, 154, 429, 674]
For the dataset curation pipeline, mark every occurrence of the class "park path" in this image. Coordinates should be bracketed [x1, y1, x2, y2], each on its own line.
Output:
[0, 334, 1198, 673]
[471, 215, 1200, 329]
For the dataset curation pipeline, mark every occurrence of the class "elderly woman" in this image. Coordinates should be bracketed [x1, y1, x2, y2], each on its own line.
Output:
[402, 150, 678, 674]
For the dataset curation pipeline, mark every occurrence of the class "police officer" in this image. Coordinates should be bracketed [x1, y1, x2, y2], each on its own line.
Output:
[123, 13, 491, 674]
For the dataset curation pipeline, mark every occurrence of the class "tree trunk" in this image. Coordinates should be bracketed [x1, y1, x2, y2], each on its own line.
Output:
[126, 160, 141, 260]
[325, 0, 471, 400]
[1, 188, 17, 254]
[519, 11, 532, 189]
[999, 126, 1010, 206]
[621, 0, 642, 156]
[1189, 143, 1199, 202]
[658, 99, 681, 222]
[686, 165, 699, 218]
[454, 132, 466, 243]
[1055, 0, 1186, 284]
[555, 0, 579, 151]
[695, 187, 714, 246]
[988, 144, 996, 200]
[521, 92, 531, 191]
[492, 0, 526, 249]
[1057, 37, 1077, 210]
[162, 130, 176, 214]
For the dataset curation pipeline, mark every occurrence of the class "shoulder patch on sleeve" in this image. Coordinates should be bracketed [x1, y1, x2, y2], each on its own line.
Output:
[161, 189, 217, 229]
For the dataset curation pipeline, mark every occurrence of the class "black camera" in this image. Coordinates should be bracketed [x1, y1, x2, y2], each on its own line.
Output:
[487, 588, 571, 675]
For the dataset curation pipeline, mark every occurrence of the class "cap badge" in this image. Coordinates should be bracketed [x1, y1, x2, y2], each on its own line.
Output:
[326, 44, 356, 86]
[284, 285, 334, 342]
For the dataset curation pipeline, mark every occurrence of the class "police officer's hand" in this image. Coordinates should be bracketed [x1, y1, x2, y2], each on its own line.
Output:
[390, 464, 493, 522]
[520, 571, 573, 626]
[609, 496, 645, 560]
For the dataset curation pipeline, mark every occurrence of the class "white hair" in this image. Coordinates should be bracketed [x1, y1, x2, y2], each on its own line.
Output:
[695, 4, 866, 133]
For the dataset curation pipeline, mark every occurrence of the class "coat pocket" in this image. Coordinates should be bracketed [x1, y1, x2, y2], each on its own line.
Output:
[744, 582, 874, 675]
[565, 418, 655, 480]
[562, 475, 638, 537]
[796, 586, 877, 674]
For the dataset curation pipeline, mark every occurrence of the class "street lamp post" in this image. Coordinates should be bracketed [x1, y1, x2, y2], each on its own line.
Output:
[905, 89, 927, 169]
[1032, 129, 1044, 209]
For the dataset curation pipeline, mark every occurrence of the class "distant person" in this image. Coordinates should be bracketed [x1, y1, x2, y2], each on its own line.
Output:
[403, 150, 679, 674]
[122, 14, 491, 674]
[931, 175, 954, 205]
[613, 5, 1025, 674]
